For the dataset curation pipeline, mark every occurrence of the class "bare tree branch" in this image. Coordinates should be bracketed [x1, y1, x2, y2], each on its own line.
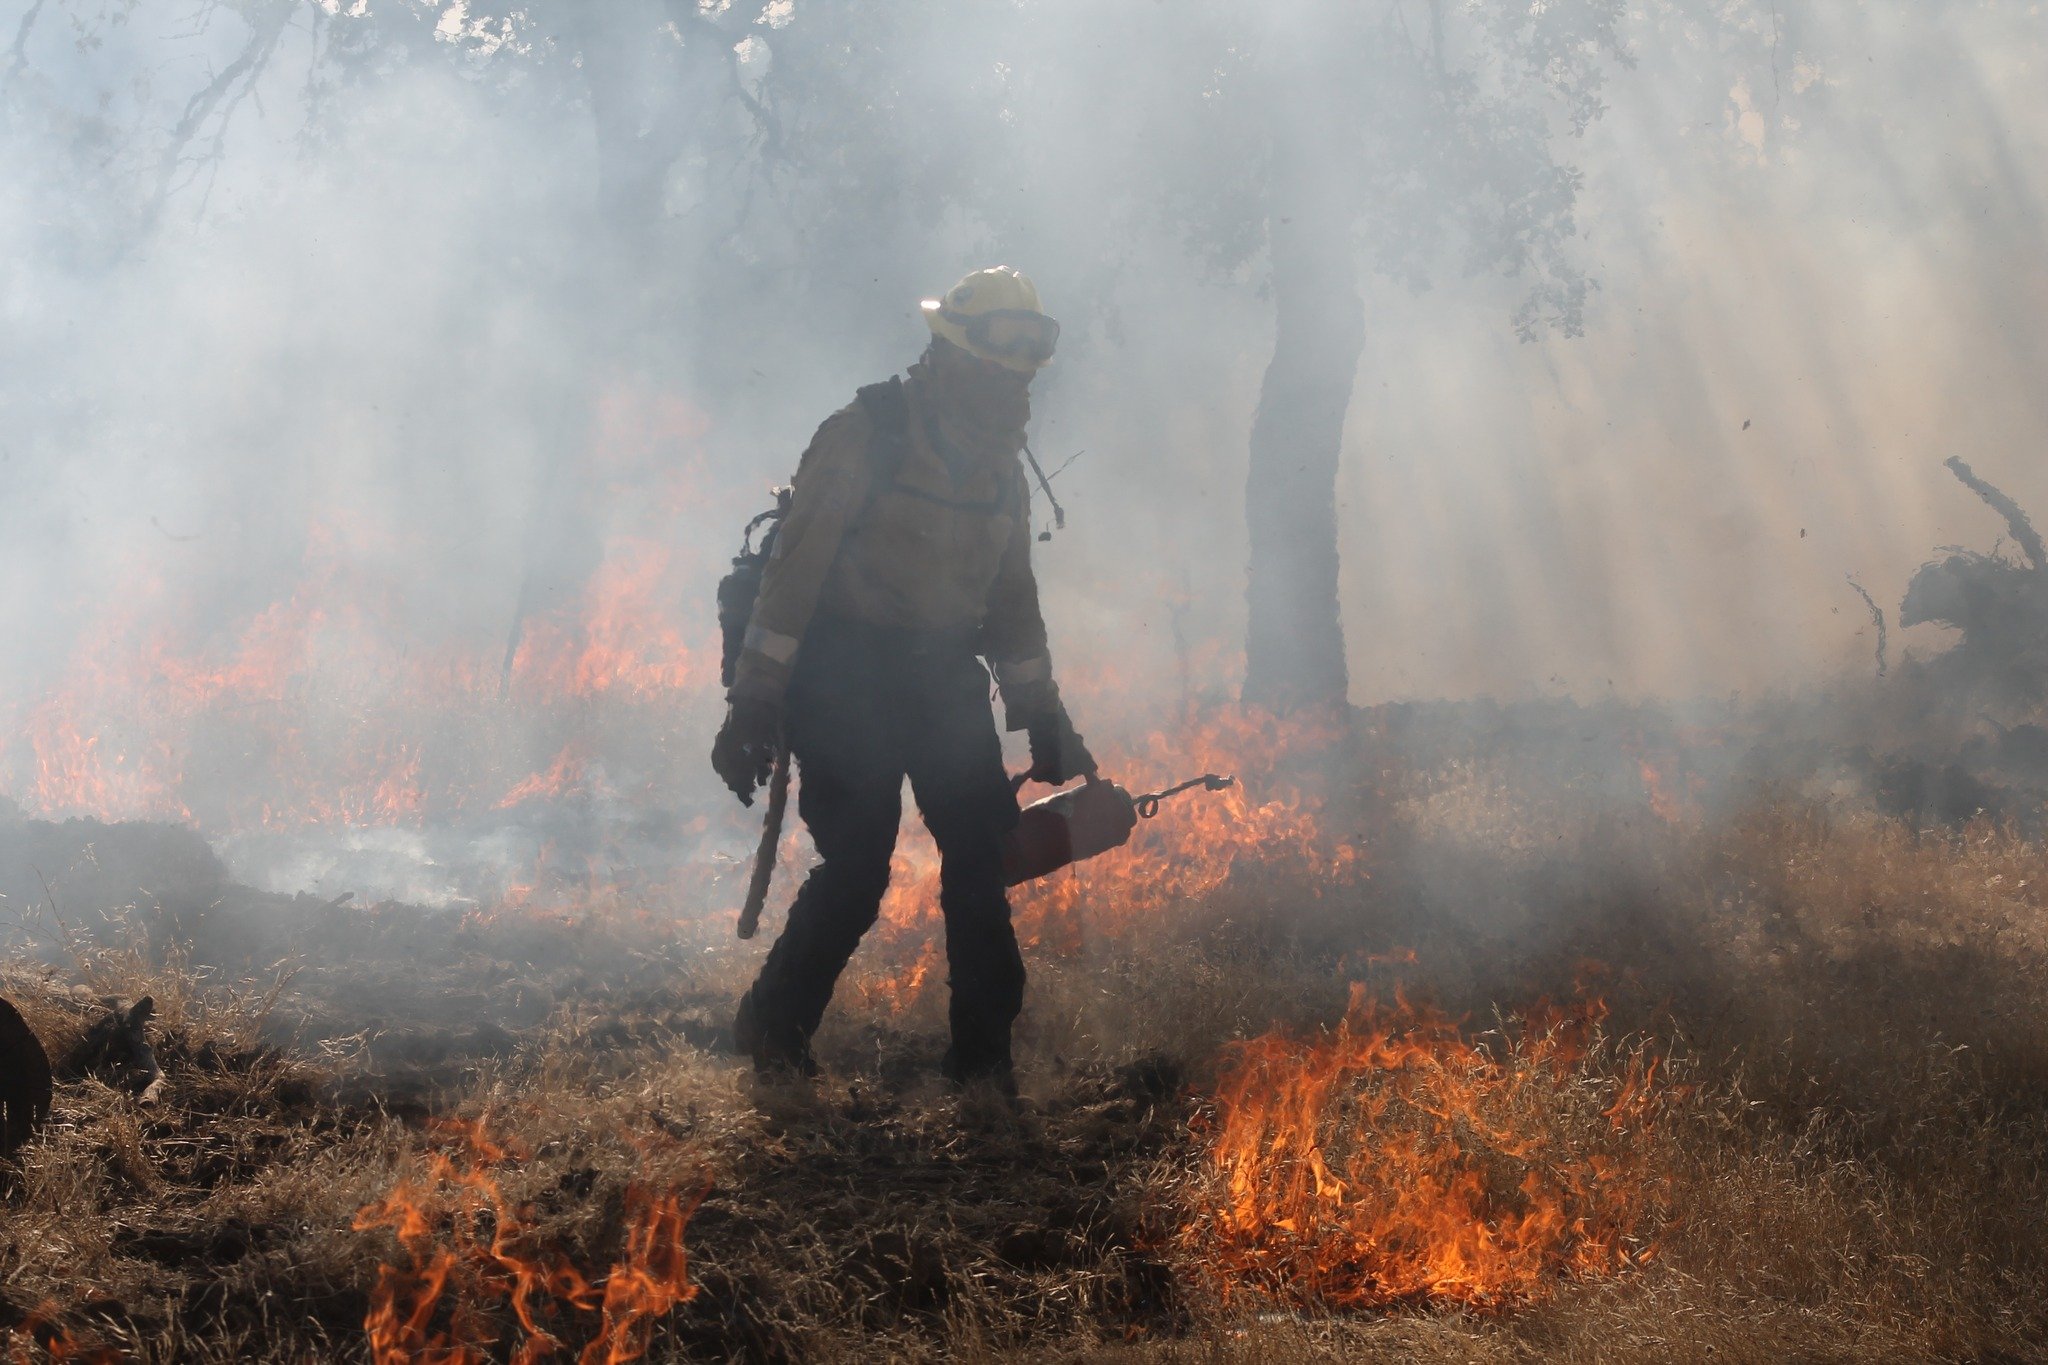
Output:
[1946, 456, 2048, 576]
[1846, 576, 1888, 677]
[3, 0, 47, 89]
[666, 0, 785, 163]
[148, 1, 296, 224]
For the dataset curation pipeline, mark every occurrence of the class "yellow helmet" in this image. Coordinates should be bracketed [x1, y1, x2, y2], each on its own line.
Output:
[921, 267, 1060, 373]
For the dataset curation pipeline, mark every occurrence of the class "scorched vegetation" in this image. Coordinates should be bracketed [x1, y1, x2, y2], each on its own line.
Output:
[4, 700, 2047, 1363]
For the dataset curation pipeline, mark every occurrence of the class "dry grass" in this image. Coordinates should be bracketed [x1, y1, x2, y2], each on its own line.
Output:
[5, 721, 2048, 1362]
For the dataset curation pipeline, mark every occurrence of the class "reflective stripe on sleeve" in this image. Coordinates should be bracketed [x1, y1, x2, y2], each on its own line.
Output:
[744, 623, 802, 665]
[992, 654, 1052, 689]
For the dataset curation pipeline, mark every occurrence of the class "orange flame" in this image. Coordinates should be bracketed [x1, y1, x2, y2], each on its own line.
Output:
[497, 744, 589, 810]
[855, 938, 942, 1018]
[1631, 740, 1707, 827]
[2, 1302, 128, 1364]
[6, 382, 719, 837]
[578, 1184, 709, 1365]
[1637, 758, 1686, 826]
[354, 1117, 706, 1364]
[507, 541, 706, 701]
[1178, 983, 1667, 1310]
[853, 702, 1364, 1005]
[1017, 704, 1362, 950]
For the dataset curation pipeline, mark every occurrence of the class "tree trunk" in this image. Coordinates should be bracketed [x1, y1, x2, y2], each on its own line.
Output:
[1242, 163, 1364, 714]
[572, 0, 682, 280]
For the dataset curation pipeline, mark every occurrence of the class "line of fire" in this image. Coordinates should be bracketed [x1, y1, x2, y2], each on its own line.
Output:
[3, 4, 2046, 1362]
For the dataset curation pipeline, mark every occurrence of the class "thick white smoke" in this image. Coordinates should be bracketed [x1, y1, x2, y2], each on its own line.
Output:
[0, 0, 2040, 877]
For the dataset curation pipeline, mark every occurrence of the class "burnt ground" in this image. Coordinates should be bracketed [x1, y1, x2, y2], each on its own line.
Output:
[0, 836, 1210, 1361]
[3, 701, 2048, 1361]
[0, 934, 1196, 1361]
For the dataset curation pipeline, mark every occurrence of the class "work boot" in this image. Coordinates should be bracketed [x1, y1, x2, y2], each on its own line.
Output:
[756, 1035, 819, 1081]
[731, 986, 761, 1057]
[734, 986, 818, 1079]
[940, 1042, 1017, 1099]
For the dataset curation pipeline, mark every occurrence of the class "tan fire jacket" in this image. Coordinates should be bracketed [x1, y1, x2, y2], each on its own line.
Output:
[729, 380, 1061, 728]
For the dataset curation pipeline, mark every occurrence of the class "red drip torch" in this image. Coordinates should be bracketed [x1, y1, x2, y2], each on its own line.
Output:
[1000, 772, 1236, 887]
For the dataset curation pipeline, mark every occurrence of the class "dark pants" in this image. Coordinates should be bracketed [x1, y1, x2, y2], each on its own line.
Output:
[741, 618, 1024, 1079]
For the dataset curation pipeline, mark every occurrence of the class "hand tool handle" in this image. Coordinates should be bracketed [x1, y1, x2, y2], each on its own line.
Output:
[737, 743, 792, 940]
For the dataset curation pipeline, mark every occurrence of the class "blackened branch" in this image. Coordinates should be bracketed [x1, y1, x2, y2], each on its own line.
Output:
[1846, 576, 1889, 678]
[3, 0, 46, 87]
[1945, 456, 2048, 575]
[148, 1, 295, 221]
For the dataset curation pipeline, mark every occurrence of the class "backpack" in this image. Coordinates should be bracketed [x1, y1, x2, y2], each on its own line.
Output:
[716, 378, 912, 689]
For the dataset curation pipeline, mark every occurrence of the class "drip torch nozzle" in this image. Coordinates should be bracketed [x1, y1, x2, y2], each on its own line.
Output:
[1133, 773, 1235, 819]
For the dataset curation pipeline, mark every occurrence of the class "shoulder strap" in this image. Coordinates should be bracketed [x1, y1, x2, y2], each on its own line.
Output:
[854, 377, 912, 492]
[854, 376, 1014, 517]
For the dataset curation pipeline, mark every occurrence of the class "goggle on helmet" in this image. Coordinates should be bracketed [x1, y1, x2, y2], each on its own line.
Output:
[922, 267, 1059, 371]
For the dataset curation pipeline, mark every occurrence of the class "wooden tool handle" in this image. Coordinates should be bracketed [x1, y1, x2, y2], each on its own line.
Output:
[736, 744, 792, 940]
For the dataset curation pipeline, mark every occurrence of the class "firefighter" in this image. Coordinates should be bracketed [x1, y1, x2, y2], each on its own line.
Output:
[712, 267, 1095, 1091]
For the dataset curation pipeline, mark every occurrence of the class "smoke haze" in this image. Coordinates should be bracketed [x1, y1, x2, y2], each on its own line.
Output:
[0, 0, 2043, 863]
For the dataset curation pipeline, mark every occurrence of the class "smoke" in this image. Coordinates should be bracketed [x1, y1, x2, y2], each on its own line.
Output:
[1338, 3, 2048, 699]
[0, 1, 2043, 884]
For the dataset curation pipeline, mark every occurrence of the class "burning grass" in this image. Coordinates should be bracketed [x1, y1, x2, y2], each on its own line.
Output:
[351, 1116, 709, 1364]
[10, 386, 723, 841]
[1171, 987, 1669, 1313]
[4, 704, 2048, 1361]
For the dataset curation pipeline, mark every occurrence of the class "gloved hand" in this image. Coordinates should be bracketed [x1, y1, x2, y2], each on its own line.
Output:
[1026, 705, 1097, 785]
[711, 696, 784, 806]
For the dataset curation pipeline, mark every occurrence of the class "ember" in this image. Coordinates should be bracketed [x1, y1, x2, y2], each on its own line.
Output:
[1177, 984, 1669, 1310]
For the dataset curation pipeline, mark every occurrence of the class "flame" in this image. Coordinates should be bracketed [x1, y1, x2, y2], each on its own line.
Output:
[1016, 703, 1362, 950]
[853, 701, 1364, 1006]
[1, 1303, 128, 1363]
[507, 541, 706, 700]
[6, 377, 1372, 952]
[497, 744, 589, 810]
[4, 382, 718, 840]
[1177, 983, 1667, 1310]
[1629, 736, 1708, 827]
[854, 938, 942, 1018]
[579, 1184, 708, 1365]
[354, 1117, 706, 1364]
[1637, 758, 1688, 826]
